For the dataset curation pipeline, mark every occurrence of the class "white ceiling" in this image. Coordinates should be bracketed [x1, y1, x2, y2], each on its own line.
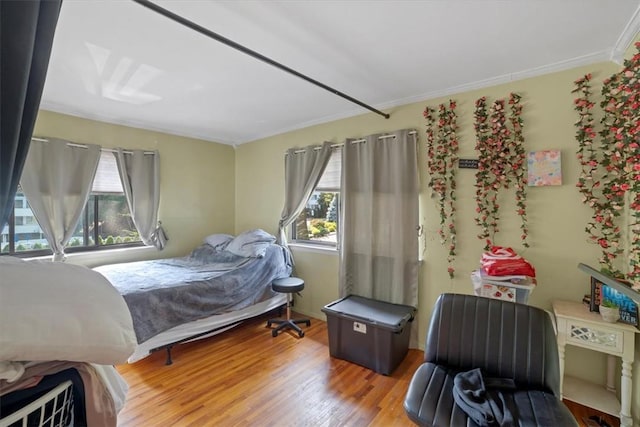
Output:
[40, 0, 640, 146]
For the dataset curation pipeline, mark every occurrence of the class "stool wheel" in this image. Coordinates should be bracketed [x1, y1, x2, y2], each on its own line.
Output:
[298, 331, 305, 338]
[272, 329, 278, 337]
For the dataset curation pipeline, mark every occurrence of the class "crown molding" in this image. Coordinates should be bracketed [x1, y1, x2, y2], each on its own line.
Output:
[610, 5, 640, 64]
[240, 50, 613, 144]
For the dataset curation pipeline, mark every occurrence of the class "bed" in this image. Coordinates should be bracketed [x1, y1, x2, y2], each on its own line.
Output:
[0, 257, 137, 427]
[0, 229, 291, 425]
[93, 229, 293, 363]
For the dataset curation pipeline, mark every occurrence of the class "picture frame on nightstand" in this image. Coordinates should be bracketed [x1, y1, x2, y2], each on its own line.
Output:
[590, 277, 639, 328]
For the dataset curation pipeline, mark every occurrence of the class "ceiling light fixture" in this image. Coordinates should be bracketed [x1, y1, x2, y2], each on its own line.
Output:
[131, 0, 390, 119]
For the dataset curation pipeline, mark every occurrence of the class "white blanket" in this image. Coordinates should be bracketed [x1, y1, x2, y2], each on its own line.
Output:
[0, 257, 136, 364]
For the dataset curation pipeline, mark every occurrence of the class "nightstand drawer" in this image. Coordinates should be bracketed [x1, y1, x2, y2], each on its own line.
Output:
[565, 321, 624, 354]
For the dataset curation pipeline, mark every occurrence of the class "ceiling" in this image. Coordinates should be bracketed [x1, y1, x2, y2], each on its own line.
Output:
[40, 0, 640, 146]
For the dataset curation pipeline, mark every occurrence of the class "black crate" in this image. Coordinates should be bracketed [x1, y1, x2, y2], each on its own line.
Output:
[322, 295, 416, 375]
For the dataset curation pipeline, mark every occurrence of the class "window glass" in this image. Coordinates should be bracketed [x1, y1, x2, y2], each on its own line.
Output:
[97, 194, 139, 245]
[291, 149, 341, 246]
[12, 192, 48, 253]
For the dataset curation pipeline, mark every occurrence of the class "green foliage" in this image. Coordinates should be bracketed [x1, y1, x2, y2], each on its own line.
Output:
[32, 243, 43, 250]
[600, 299, 619, 308]
[104, 235, 115, 245]
[16, 244, 26, 251]
[325, 222, 337, 232]
[309, 219, 329, 237]
[69, 238, 81, 247]
[326, 196, 338, 222]
[1, 244, 9, 253]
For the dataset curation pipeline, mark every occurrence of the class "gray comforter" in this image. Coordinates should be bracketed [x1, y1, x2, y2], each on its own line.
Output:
[94, 243, 292, 343]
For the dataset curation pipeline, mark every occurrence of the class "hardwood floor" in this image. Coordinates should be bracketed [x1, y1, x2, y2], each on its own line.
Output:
[117, 312, 598, 426]
[116, 312, 423, 426]
[562, 400, 620, 427]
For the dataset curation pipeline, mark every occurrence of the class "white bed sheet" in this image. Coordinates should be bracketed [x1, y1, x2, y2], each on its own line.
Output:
[127, 293, 286, 363]
[92, 364, 128, 414]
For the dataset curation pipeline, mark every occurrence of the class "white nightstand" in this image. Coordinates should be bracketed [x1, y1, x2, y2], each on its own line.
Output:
[552, 300, 639, 427]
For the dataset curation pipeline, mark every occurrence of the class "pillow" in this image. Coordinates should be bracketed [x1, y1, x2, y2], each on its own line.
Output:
[203, 233, 234, 250]
[0, 257, 137, 365]
[226, 229, 276, 258]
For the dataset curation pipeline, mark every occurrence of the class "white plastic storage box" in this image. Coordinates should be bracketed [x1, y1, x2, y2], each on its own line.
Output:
[471, 270, 535, 304]
[321, 295, 416, 375]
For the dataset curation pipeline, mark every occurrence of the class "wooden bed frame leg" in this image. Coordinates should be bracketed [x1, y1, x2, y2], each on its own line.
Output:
[165, 346, 173, 365]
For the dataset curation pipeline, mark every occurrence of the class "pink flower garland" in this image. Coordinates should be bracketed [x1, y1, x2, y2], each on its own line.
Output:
[573, 41, 640, 284]
[474, 94, 528, 250]
[424, 100, 459, 278]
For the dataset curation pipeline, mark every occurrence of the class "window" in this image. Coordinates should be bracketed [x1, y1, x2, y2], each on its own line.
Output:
[291, 149, 341, 247]
[1, 151, 141, 256]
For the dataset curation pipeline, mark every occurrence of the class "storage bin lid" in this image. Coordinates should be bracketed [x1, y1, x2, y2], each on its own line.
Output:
[322, 295, 415, 332]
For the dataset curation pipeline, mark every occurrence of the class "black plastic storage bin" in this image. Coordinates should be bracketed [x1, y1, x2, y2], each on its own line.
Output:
[321, 295, 416, 375]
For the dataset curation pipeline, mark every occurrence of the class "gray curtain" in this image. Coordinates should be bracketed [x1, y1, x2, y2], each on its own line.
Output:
[115, 149, 167, 250]
[338, 130, 419, 306]
[1, 0, 62, 230]
[20, 138, 100, 261]
[277, 141, 333, 245]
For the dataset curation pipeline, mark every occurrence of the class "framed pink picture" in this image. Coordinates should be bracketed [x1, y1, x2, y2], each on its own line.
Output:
[527, 150, 562, 186]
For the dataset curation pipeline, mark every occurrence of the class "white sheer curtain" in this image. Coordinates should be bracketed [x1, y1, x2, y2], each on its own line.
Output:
[277, 141, 333, 245]
[20, 138, 100, 261]
[115, 148, 167, 250]
[338, 129, 419, 306]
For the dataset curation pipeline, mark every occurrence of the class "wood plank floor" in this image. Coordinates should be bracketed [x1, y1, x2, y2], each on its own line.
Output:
[117, 312, 598, 426]
[563, 400, 620, 427]
[116, 312, 423, 426]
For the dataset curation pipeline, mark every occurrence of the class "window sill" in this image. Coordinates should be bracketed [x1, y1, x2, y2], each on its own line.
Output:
[26, 245, 157, 267]
[288, 242, 338, 255]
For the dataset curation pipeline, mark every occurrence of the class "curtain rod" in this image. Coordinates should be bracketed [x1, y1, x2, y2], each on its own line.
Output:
[31, 137, 155, 155]
[131, 0, 390, 120]
[286, 131, 417, 155]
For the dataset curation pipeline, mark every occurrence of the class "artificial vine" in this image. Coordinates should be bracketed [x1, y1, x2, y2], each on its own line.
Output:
[508, 93, 529, 246]
[573, 41, 640, 284]
[474, 93, 528, 250]
[424, 100, 459, 278]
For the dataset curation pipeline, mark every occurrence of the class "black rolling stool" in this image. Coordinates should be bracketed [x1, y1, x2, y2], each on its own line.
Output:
[267, 277, 311, 337]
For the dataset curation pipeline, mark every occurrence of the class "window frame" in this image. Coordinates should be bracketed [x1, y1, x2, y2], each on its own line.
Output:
[290, 190, 341, 248]
[289, 148, 342, 248]
[1, 147, 148, 258]
[1, 194, 144, 258]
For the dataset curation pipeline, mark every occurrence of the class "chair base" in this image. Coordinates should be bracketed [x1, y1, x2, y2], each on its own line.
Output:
[267, 318, 311, 338]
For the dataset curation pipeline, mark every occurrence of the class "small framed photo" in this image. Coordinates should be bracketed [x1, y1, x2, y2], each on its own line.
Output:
[527, 150, 562, 186]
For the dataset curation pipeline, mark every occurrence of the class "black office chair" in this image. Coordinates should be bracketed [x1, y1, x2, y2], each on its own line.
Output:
[404, 293, 578, 426]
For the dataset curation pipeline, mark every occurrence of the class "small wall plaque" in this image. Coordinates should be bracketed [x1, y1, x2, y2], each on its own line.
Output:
[458, 159, 479, 169]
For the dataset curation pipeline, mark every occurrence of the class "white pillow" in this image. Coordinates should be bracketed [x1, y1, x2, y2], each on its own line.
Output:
[203, 233, 234, 250]
[226, 229, 276, 258]
[0, 257, 136, 365]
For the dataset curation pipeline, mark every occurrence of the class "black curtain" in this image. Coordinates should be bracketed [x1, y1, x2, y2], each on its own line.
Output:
[0, 0, 62, 230]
